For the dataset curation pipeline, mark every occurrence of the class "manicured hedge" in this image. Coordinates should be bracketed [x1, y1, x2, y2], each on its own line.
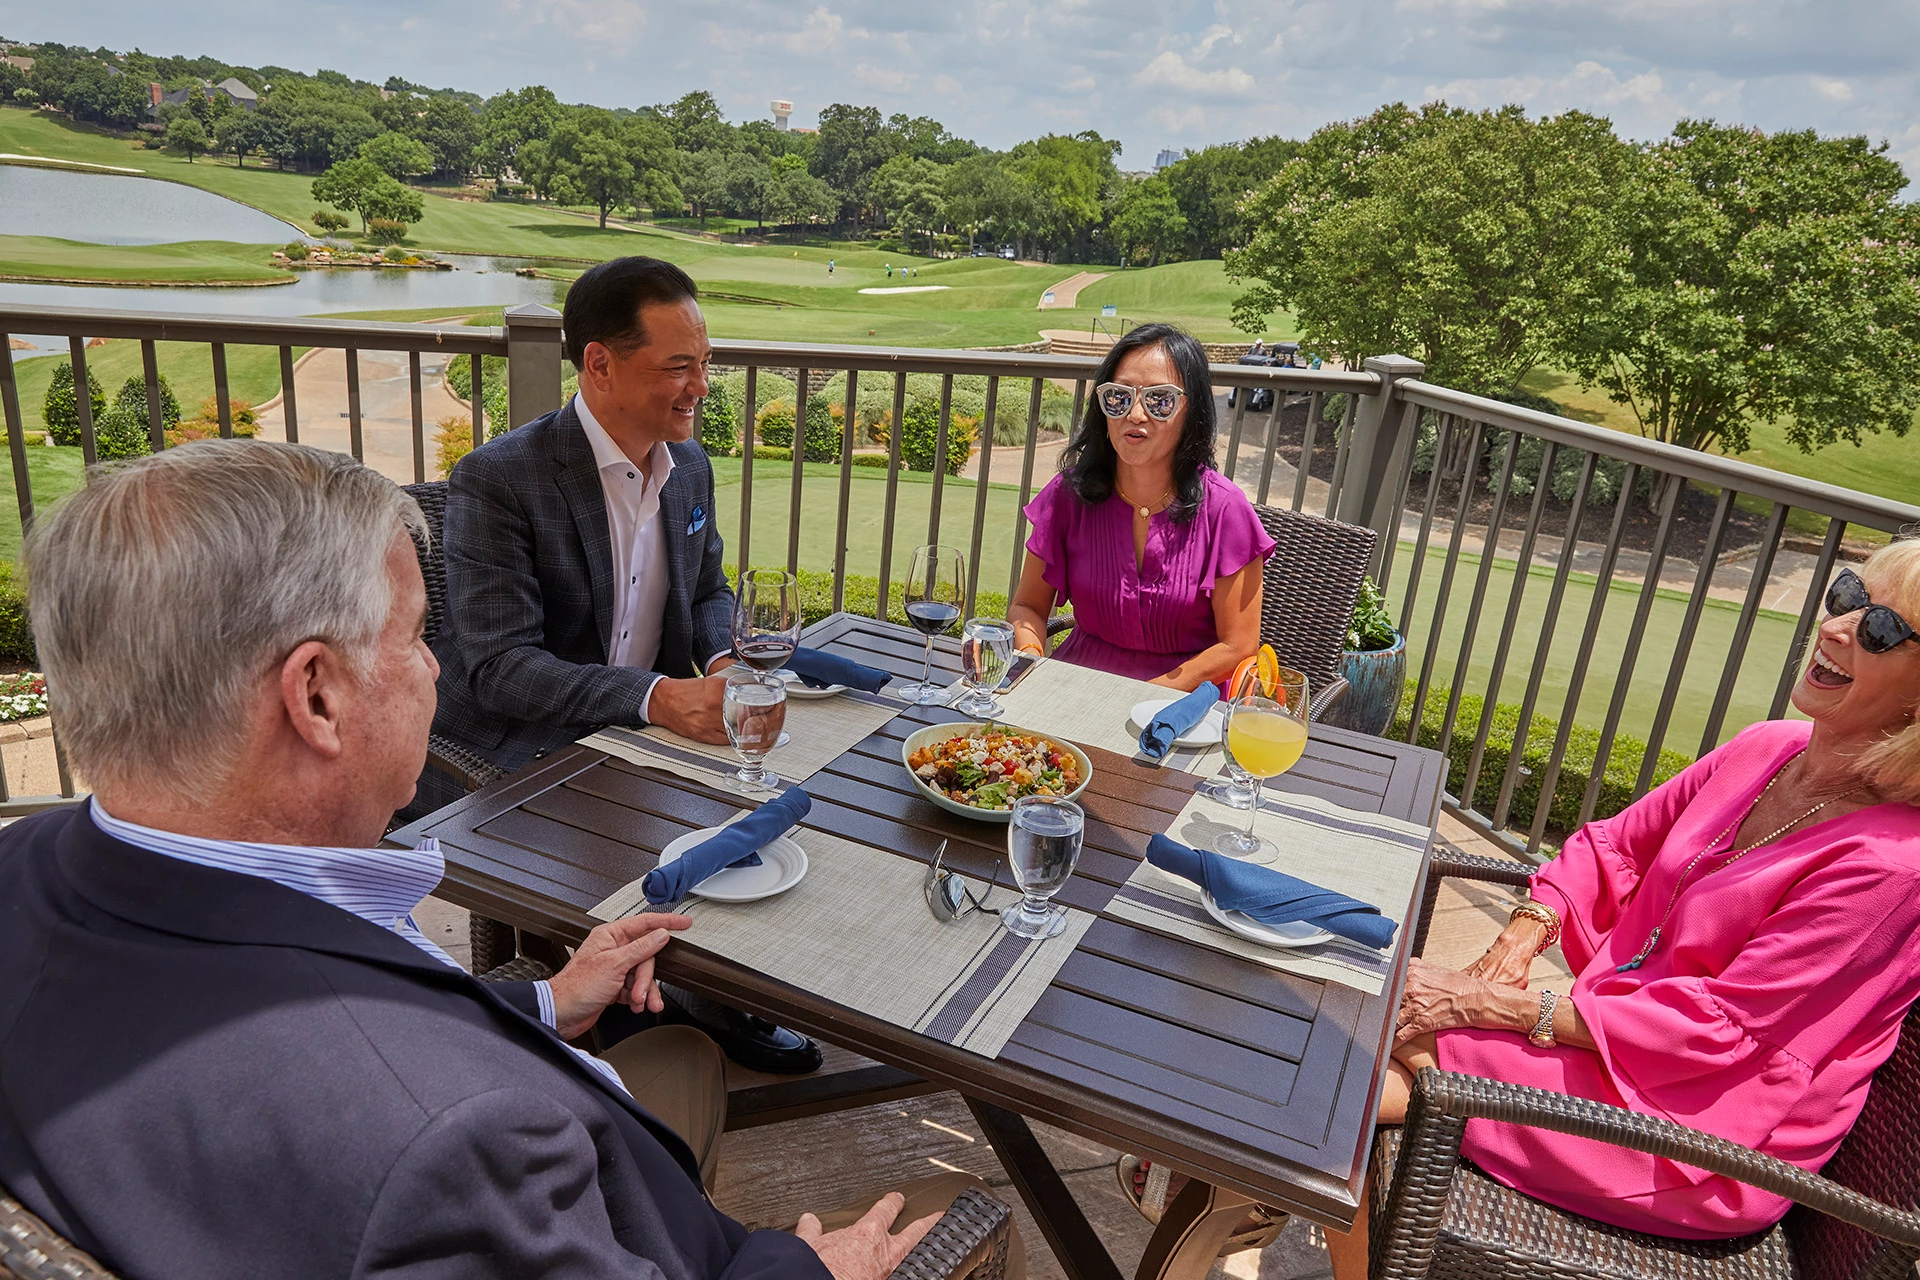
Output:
[1389, 679, 1692, 837]
[0, 561, 36, 665]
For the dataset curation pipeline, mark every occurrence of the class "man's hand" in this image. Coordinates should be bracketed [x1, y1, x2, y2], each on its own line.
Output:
[547, 913, 691, 1040]
[648, 674, 727, 743]
[794, 1192, 940, 1280]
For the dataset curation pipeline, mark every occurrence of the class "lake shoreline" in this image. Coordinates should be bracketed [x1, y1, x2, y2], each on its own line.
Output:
[0, 271, 296, 288]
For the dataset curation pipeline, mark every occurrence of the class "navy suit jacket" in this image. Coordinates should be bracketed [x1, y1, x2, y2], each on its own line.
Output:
[432, 399, 734, 772]
[0, 806, 828, 1280]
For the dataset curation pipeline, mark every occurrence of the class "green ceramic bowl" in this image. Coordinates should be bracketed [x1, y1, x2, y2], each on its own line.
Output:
[899, 721, 1093, 824]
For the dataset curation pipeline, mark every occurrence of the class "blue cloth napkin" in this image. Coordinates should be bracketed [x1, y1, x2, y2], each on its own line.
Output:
[643, 788, 812, 905]
[1146, 833, 1399, 950]
[786, 647, 890, 694]
[1138, 684, 1220, 763]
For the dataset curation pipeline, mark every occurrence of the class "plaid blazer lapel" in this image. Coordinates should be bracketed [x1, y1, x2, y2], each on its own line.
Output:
[548, 407, 617, 657]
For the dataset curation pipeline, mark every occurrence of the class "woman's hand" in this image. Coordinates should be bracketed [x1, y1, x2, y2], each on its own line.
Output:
[1394, 958, 1528, 1046]
[1462, 917, 1548, 988]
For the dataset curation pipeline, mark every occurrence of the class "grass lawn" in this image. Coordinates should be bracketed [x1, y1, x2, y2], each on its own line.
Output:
[0, 235, 289, 284]
[0, 445, 86, 561]
[1385, 538, 1805, 763]
[10, 340, 290, 435]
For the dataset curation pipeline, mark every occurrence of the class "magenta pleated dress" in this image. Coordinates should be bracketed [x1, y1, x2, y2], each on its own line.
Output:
[1436, 719, 1920, 1238]
[1023, 469, 1275, 684]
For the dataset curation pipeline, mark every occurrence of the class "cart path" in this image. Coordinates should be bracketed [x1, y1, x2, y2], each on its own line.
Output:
[255, 346, 470, 486]
[1037, 271, 1107, 310]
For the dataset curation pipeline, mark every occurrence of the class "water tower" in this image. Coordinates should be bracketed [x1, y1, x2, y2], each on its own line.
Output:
[769, 100, 793, 131]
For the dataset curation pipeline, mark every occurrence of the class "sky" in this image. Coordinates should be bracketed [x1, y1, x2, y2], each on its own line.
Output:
[10, 0, 1920, 175]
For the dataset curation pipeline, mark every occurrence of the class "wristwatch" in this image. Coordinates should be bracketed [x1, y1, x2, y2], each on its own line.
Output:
[1528, 989, 1561, 1048]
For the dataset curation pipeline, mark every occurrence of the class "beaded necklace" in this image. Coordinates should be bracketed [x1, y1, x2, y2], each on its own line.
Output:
[1616, 755, 1862, 972]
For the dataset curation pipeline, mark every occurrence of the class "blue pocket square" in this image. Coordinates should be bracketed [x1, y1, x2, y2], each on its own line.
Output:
[686, 505, 706, 535]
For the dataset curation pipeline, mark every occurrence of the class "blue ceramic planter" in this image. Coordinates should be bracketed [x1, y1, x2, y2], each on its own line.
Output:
[1323, 632, 1406, 736]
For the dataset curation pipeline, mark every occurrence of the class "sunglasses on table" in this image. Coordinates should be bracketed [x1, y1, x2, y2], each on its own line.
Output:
[923, 839, 1002, 923]
[1095, 382, 1186, 421]
[1826, 568, 1919, 653]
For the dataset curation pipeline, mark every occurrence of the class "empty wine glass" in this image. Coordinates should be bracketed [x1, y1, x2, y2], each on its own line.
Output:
[899, 544, 963, 705]
[1002, 795, 1084, 940]
[722, 666, 787, 793]
[955, 617, 1015, 717]
[1214, 667, 1309, 864]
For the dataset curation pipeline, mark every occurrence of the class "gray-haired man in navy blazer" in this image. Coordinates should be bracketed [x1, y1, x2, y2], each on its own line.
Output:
[425, 256, 821, 1073]
[0, 439, 1019, 1280]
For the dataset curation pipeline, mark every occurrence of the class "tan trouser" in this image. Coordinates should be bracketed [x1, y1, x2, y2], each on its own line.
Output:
[600, 1027, 1025, 1279]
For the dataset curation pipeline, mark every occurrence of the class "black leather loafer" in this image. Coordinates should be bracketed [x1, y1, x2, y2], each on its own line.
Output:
[661, 992, 823, 1075]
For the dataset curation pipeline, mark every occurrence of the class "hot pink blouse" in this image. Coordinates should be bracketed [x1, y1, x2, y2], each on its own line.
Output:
[1023, 468, 1275, 684]
[1436, 719, 1920, 1238]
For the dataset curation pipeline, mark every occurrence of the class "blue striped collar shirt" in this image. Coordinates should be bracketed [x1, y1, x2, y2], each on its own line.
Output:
[84, 801, 625, 1094]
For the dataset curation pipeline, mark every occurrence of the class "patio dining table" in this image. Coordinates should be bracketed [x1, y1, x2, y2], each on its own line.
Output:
[392, 613, 1446, 1280]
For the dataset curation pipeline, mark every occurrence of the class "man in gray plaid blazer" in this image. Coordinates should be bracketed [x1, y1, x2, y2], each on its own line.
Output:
[427, 258, 822, 1074]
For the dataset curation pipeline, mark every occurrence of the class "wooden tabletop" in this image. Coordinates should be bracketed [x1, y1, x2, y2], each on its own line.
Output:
[396, 613, 1446, 1227]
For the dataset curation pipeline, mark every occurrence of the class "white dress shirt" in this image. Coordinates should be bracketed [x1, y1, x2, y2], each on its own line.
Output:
[575, 395, 676, 726]
[89, 798, 628, 1094]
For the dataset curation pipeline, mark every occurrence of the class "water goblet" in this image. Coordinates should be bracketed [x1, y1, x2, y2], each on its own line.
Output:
[1213, 666, 1309, 864]
[954, 617, 1015, 717]
[1002, 795, 1084, 940]
[722, 666, 787, 793]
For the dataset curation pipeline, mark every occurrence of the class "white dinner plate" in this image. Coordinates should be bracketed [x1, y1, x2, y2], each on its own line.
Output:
[1128, 697, 1226, 748]
[1202, 890, 1334, 949]
[656, 825, 809, 902]
[775, 668, 847, 699]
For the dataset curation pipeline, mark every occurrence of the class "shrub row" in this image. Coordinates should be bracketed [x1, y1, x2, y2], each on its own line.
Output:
[0, 561, 34, 666]
[445, 354, 511, 439]
[702, 383, 976, 475]
[1389, 679, 1692, 838]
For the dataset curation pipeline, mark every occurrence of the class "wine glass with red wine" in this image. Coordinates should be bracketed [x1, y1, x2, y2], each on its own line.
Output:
[733, 568, 800, 743]
[899, 544, 963, 705]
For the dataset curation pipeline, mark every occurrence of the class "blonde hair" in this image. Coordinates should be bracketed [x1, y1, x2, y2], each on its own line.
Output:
[1856, 537, 1920, 803]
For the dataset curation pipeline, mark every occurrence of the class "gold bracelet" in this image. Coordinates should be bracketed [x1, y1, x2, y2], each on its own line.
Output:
[1509, 901, 1562, 954]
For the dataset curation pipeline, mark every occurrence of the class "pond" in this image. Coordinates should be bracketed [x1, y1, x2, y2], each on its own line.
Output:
[0, 162, 304, 245]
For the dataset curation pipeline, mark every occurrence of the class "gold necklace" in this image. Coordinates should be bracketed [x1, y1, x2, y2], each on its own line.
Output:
[1117, 482, 1172, 519]
[1616, 755, 1861, 972]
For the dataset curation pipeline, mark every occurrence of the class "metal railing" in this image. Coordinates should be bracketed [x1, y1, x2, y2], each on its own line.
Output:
[1, 309, 1915, 857]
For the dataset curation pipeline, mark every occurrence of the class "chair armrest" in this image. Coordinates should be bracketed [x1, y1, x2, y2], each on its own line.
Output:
[1, 1194, 118, 1280]
[1307, 677, 1348, 721]
[1410, 848, 1537, 957]
[1044, 613, 1073, 638]
[887, 1187, 1014, 1280]
[1396, 1068, 1920, 1249]
[475, 956, 554, 984]
[426, 733, 506, 794]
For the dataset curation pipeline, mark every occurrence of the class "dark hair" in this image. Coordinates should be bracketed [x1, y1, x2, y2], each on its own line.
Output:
[1058, 323, 1217, 523]
[562, 256, 699, 369]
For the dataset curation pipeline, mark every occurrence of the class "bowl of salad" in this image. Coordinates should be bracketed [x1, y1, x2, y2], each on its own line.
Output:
[900, 721, 1093, 822]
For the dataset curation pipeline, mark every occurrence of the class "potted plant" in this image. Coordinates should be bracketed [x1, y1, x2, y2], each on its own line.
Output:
[1323, 577, 1405, 736]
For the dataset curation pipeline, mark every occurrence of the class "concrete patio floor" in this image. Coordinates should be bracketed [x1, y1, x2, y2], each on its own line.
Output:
[413, 810, 1568, 1280]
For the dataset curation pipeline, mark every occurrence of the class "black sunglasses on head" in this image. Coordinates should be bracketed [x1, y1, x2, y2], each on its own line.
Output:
[1825, 568, 1919, 654]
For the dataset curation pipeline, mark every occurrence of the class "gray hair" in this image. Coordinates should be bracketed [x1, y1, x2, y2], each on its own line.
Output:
[26, 440, 426, 802]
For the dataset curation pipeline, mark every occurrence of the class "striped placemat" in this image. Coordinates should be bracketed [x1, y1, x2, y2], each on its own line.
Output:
[993, 658, 1224, 775]
[591, 825, 1090, 1059]
[1103, 791, 1427, 995]
[580, 686, 904, 787]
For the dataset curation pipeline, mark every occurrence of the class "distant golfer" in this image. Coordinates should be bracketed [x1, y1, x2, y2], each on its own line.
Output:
[828, 259, 835, 274]
[886, 263, 893, 277]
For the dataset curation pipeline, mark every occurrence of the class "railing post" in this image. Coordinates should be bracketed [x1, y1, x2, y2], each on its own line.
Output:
[1335, 354, 1425, 573]
[504, 303, 565, 429]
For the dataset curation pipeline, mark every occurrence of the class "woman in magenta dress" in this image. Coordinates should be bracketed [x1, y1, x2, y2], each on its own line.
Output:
[1006, 324, 1274, 691]
[1321, 537, 1920, 1276]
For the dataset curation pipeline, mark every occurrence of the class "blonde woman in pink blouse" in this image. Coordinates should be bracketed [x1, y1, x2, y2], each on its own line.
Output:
[1324, 538, 1920, 1276]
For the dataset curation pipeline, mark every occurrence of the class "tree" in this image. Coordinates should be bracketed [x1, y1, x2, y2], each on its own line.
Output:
[359, 131, 434, 179]
[1228, 103, 1632, 394]
[872, 153, 947, 253]
[660, 90, 729, 154]
[311, 156, 387, 231]
[944, 153, 1042, 256]
[814, 103, 897, 223]
[415, 96, 479, 178]
[678, 148, 729, 225]
[1007, 132, 1121, 261]
[359, 176, 425, 228]
[572, 130, 634, 228]
[723, 151, 775, 228]
[1109, 176, 1187, 266]
[166, 115, 208, 163]
[770, 158, 835, 232]
[478, 85, 560, 176]
[1159, 138, 1298, 258]
[1560, 121, 1920, 458]
[214, 110, 264, 166]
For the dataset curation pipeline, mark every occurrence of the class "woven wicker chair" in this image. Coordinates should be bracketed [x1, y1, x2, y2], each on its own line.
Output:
[1041, 500, 1376, 723]
[401, 481, 516, 973]
[1368, 855, 1920, 1280]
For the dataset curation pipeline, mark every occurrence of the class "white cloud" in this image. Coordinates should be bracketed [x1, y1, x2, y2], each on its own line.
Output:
[1133, 51, 1255, 97]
